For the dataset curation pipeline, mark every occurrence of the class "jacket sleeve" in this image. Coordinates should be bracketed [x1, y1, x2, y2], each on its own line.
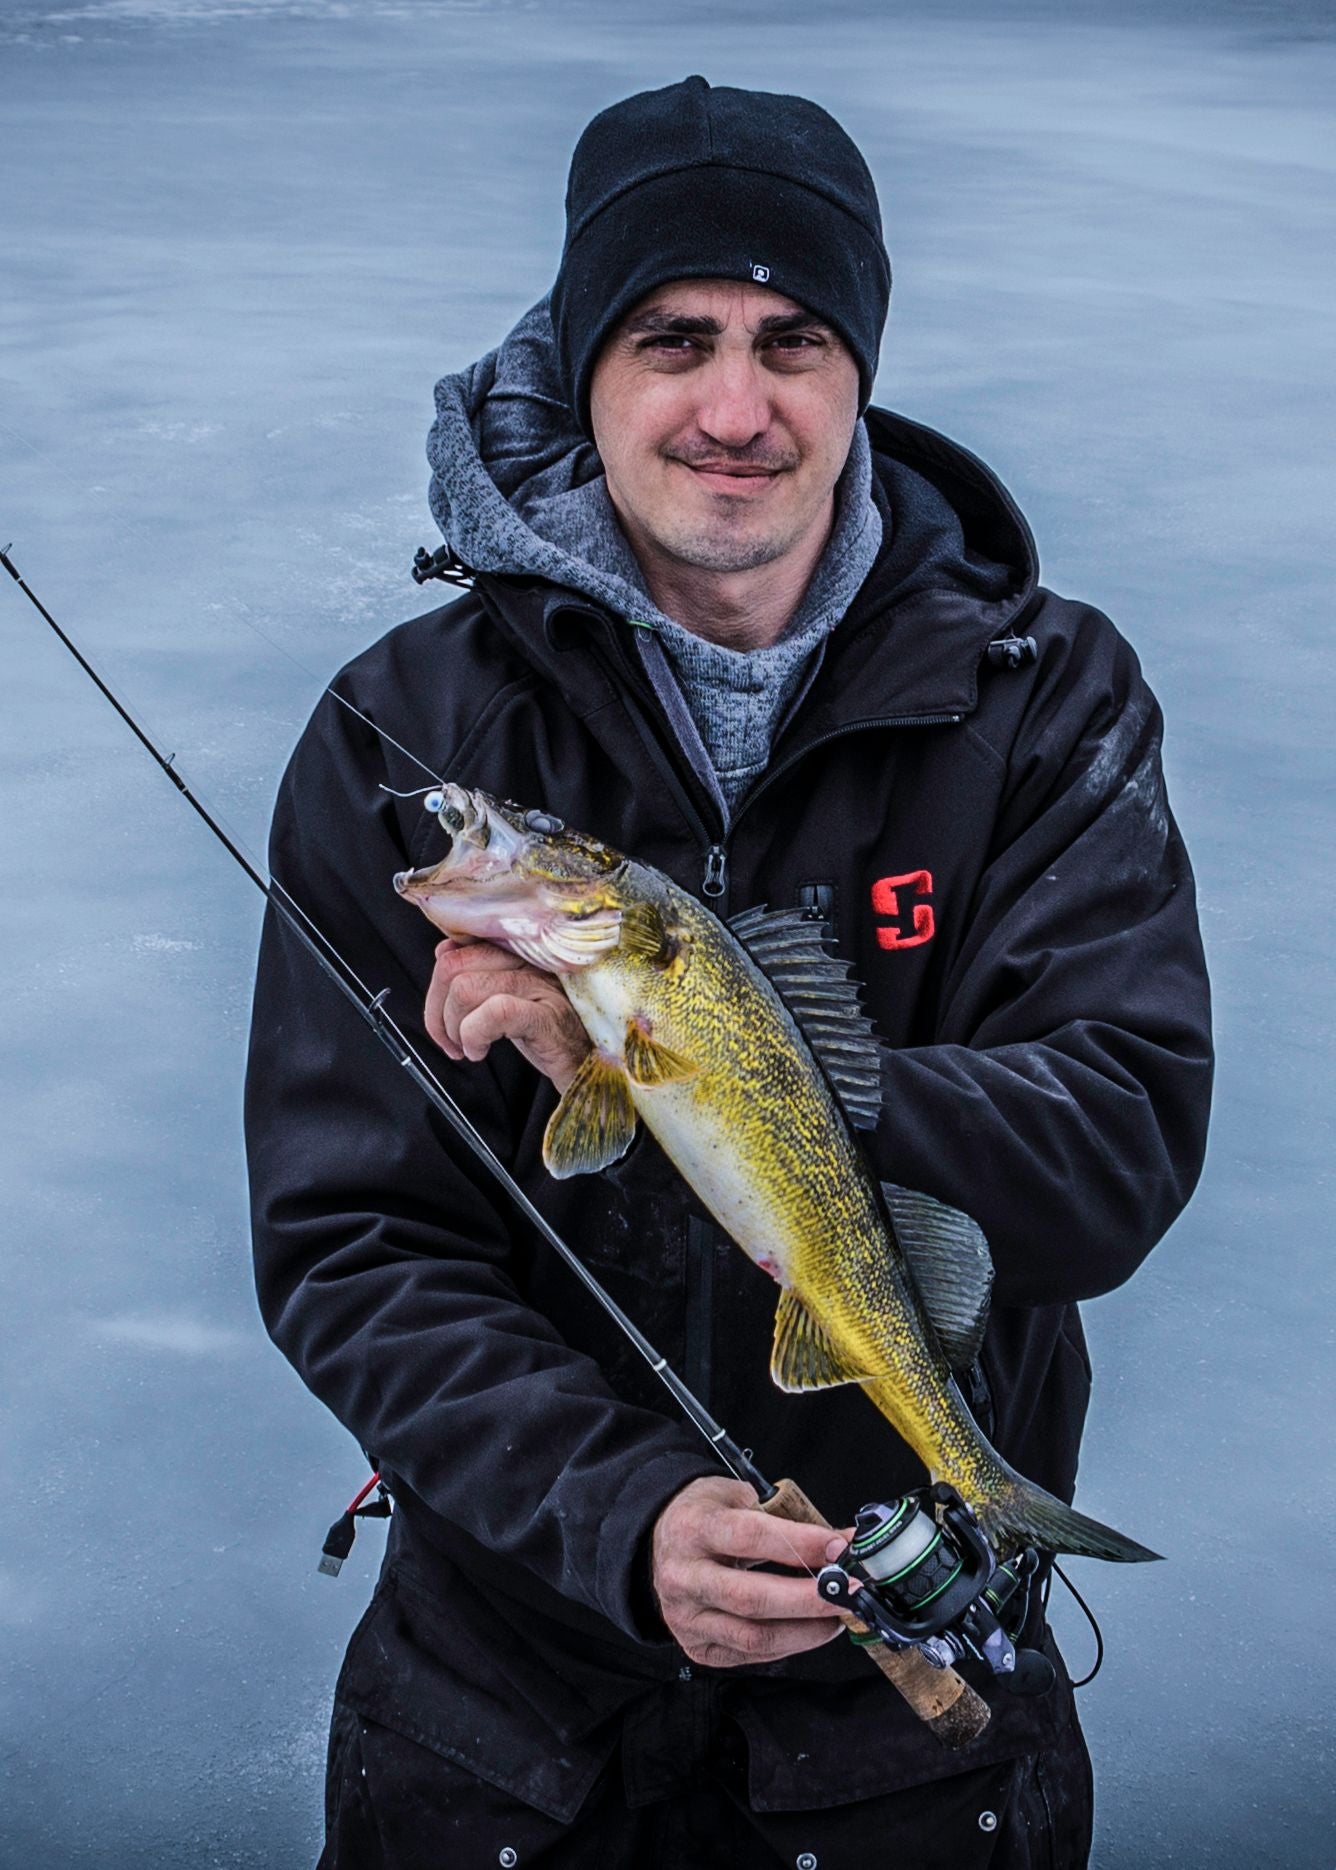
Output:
[868, 605, 1213, 1308]
[244, 687, 715, 1638]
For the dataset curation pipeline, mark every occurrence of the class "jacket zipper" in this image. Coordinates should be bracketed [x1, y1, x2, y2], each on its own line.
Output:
[720, 712, 965, 881]
[739, 712, 964, 821]
[700, 715, 962, 901]
[582, 615, 964, 904]
[585, 632, 734, 903]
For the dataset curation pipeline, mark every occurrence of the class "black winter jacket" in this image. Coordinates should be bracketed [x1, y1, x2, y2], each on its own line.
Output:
[245, 406, 1212, 1822]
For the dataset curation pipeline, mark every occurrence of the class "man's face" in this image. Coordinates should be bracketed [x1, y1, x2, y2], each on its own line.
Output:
[588, 278, 861, 578]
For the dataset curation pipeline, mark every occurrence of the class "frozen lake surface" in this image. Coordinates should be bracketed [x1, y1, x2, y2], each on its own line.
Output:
[2, 0, 1333, 1863]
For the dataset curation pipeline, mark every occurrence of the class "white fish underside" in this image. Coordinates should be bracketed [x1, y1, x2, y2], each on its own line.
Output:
[562, 964, 797, 1285]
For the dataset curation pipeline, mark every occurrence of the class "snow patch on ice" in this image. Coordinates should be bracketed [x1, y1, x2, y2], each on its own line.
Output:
[89, 1312, 248, 1355]
[132, 932, 200, 953]
[133, 420, 221, 444]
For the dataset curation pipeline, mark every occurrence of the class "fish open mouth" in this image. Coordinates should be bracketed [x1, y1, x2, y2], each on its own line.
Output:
[391, 785, 529, 937]
[391, 784, 623, 971]
[396, 865, 624, 971]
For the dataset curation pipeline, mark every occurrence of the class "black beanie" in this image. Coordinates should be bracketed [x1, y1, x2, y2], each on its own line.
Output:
[550, 75, 891, 435]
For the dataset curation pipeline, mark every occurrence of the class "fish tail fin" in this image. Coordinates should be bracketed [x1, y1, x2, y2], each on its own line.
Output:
[977, 1463, 1162, 1564]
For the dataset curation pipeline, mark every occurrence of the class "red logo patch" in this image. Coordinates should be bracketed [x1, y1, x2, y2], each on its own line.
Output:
[871, 871, 935, 950]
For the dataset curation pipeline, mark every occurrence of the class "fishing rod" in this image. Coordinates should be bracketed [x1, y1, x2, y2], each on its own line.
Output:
[3, 545, 1004, 1746]
[0, 545, 762, 1488]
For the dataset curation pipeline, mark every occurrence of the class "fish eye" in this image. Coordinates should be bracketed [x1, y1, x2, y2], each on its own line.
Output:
[442, 805, 465, 832]
[423, 790, 445, 814]
[524, 810, 564, 836]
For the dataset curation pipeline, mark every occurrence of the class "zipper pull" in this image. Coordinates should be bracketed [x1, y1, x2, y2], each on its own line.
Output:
[702, 843, 728, 899]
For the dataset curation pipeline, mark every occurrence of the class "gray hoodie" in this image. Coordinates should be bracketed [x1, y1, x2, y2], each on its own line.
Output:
[426, 298, 882, 821]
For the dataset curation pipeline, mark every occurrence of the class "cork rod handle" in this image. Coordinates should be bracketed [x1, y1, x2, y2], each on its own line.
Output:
[761, 1475, 990, 1750]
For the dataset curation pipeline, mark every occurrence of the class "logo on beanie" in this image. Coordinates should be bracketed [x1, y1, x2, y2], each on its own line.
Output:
[751, 264, 771, 283]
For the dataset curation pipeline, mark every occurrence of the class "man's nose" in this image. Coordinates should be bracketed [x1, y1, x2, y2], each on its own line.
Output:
[693, 355, 772, 449]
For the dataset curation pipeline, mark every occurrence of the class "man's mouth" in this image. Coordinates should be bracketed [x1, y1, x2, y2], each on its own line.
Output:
[676, 459, 786, 493]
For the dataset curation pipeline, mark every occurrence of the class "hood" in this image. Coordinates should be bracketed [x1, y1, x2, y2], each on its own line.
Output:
[428, 296, 665, 626]
[425, 297, 1036, 665]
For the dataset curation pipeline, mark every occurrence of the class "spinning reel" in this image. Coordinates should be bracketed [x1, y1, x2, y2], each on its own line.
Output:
[817, 1482, 1057, 1697]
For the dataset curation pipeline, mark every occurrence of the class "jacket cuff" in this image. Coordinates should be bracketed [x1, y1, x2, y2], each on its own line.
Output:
[594, 1449, 721, 1645]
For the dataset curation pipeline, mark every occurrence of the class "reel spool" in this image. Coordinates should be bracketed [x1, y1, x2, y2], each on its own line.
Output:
[817, 1482, 1056, 1697]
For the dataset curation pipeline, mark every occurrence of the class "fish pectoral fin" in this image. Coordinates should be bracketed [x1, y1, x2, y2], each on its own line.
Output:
[617, 900, 668, 959]
[881, 1182, 994, 1372]
[623, 1020, 698, 1088]
[542, 1051, 638, 1179]
[770, 1288, 878, 1393]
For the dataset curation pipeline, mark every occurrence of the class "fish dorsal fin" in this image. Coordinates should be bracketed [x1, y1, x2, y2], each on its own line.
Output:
[771, 1287, 878, 1392]
[543, 1052, 637, 1179]
[881, 1183, 994, 1371]
[727, 905, 882, 1130]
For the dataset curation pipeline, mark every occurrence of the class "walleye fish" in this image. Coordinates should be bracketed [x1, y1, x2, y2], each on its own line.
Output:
[395, 785, 1157, 1564]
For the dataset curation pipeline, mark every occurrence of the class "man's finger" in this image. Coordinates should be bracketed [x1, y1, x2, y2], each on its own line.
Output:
[438, 971, 555, 1054]
[433, 938, 513, 977]
[456, 994, 568, 1063]
[448, 968, 562, 1019]
[426, 940, 534, 1050]
[424, 960, 461, 1058]
[708, 1506, 841, 1575]
[426, 940, 506, 1054]
[447, 976, 567, 1057]
[698, 1559, 844, 1624]
[684, 1610, 845, 1667]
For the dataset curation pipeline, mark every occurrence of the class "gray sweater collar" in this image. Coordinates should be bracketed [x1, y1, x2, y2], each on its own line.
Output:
[629, 427, 880, 818]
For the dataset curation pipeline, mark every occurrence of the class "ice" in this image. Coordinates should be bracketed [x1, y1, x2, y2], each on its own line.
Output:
[2, 1, 1333, 1862]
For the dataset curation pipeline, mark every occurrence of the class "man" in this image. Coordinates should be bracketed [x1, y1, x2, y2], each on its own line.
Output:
[246, 76, 1212, 1867]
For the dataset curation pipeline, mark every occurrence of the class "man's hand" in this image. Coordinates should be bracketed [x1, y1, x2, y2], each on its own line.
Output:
[424, 939, 592, 1093]
[651, 1475, 848, 1669]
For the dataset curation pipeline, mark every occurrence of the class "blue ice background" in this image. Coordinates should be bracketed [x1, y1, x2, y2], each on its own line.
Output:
[1, 1, 1333, 1863]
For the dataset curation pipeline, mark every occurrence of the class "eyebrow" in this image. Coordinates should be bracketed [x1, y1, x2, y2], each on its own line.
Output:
[621, 308, 834, 339]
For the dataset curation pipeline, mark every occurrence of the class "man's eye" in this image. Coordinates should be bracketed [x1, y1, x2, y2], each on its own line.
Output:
[640, 335, 698, 354]
[767, 333, 822, 352]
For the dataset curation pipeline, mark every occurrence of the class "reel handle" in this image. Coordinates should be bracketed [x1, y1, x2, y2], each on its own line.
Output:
[761, 1476, 990, 1749]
